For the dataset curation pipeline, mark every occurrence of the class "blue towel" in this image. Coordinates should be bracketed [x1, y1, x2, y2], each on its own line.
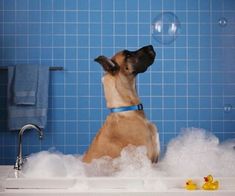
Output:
[14, 64, 38, 105]
[8, 65, 49, 130]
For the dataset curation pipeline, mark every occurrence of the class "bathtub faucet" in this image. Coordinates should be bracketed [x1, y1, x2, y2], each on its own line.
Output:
[14, 124, 43, 171]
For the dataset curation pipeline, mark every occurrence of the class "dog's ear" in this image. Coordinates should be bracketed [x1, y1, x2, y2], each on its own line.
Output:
[95, 56, 119, 75]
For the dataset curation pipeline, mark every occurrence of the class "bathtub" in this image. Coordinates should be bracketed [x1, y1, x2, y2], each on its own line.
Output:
[0, 166, 235, 196]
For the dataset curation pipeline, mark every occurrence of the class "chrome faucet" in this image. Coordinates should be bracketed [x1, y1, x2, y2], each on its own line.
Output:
[14, 124, 43, 170]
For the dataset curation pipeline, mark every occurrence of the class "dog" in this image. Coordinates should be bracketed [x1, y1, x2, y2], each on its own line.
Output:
[83, 45, 160, 163]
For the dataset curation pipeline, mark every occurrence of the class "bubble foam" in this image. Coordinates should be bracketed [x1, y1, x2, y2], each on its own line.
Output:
[22, 128, 235, 178]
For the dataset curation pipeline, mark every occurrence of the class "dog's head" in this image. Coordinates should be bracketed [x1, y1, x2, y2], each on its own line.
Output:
[95, 45, 156, 77]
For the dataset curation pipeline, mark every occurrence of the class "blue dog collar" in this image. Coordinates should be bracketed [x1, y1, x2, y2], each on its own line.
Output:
[110, 103, 143, 113]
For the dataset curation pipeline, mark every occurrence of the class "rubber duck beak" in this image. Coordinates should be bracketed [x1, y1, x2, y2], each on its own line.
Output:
[204, 177, 208, 182]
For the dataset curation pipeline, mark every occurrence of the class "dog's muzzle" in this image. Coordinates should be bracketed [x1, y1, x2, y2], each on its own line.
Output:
[132, 45, 156, 75]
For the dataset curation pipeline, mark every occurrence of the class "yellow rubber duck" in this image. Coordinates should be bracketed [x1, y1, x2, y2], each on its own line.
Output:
[202, 175, 219, 190]
[185, 180, 197, 190]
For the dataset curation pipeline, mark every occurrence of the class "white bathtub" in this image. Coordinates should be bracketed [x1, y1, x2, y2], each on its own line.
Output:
[1, 166, 235, 195]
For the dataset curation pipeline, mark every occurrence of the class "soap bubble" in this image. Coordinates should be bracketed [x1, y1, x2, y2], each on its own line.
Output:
[218, 17, 228, 27]
[224, 104, 232, 113]
[152, 12, 181, 45]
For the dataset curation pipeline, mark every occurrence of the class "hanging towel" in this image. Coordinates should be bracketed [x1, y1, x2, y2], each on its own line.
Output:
[14, 64, 38, 105]
[8, 65, 49, 130]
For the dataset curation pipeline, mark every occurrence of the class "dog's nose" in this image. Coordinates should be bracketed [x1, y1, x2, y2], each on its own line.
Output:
[146, 45, 154, 50]
[144, 45, 156, 59]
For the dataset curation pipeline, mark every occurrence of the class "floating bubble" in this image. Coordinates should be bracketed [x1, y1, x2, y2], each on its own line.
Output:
[152, 12, 181, 45]
[218, 17, 228, 27]
[224, 104, 232, 113]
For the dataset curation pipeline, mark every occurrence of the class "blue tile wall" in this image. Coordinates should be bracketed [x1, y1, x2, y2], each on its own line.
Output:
[0, 0, 235, 164]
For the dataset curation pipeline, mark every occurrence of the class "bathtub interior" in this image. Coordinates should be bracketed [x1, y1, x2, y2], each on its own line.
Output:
[3, 128, 235, 192]
[4, 172, 235, 191]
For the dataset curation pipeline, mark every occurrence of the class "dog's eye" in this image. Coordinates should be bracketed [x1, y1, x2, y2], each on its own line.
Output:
[125, 66, 129, 70]
[123, 50, 132, 59]
[126, 53, 131, 58]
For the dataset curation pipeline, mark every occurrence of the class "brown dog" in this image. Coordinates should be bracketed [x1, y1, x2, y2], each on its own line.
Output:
[83, 45, 160, 163]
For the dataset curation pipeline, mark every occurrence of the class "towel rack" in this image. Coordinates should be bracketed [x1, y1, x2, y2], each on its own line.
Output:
[0, 66, 63, 71]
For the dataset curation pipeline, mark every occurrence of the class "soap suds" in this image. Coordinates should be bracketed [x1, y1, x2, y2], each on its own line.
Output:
[22, 128, 235, 179]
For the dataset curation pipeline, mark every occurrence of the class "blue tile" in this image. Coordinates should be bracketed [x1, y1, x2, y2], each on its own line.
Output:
[65, 109, 77, 120]
[41, 24, 53, 34]
[176, 73, 187, 84]
[188, 97, 199, 108]
[103, 36, 114, 47]
[65, 0, 77, 10]
[139, 12, 150, 23]
[41, 11, 52, 22]
[176, 0, 186, 10]
[164, 122, 175, 133]
[176, 109, 187, 120]
[15, 0, 27, 10]
[41, 48, 53, 59]
[152, 109, 162, 120]
[66, 48, 76, 59]
[90, 85, 102, 96]
[127, 24, 138, 35]
[164, 73, 175, 84]
[151, 85, 162, 97]
[28, 23, 40, 34]
[65, 11, 77, 22]
[139, 85, 150, 96]
[126, 0, 138, 10]
[187, 24, 199, 35]
[200, 97, 211, 108]
[78, 134, 89, 145]
[15, 48, 27, 59]
[15, 11, 27, 22]
[164, 97, 175, 108]
[163, 60, 174, 72]
[4, 0, 15, 10]
[200, 23, 210, 35]
[103, 11, 113, 23]
[90, 0, 101, 10]
[188, 36, 199, 47]
[53, 133, 65, 145]
[78, 11, 89, 22]
[102, 0, 113, 10]
[200, 0, 210, 10]
[4, 35, 15, 47]
[200, 12, 211, 24]
[28, 0, 40, 10]
[66, 23, 78, 34]
[29, 35, 40, 46]
[187, 0, 199, 10]
[29, 48, 40, 59]
[53, 0, 64, 10]
[4, 11, 15, 22]
[163, 0, 174, 10]
[188, 109, 199, 120]
[151, 0, 162, 10]
[102, 24, 113, 35]
[176, 97, 187, 108]
[53, 48, 65, 59]
[164, 85, 175, 96]
[66, 85, 77, 96]
[41, 0, 52, 10]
